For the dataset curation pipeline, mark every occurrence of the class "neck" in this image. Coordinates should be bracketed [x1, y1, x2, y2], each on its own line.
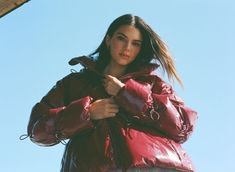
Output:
[103, 62, 127, 78]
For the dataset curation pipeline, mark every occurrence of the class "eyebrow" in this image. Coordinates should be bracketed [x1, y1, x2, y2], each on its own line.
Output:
[116, 32, 142, 42]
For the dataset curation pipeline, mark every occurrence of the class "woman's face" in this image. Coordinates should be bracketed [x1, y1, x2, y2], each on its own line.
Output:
[106, 25, 143, 67]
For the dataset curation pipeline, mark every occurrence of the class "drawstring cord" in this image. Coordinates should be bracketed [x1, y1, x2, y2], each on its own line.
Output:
[19, 69, 76, 145]
[19, 133, 67, 145]
[70, 69, 77, 73]
[19, 134, 29, 140]
[55, 132, 67, 145]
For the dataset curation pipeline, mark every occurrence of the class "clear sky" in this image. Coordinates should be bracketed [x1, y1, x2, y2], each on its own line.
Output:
[0, 0, 234, 172]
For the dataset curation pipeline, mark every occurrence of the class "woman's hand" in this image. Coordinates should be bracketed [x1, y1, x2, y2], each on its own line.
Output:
[103, 75, 125, 96]
[89, 98, 119, 120]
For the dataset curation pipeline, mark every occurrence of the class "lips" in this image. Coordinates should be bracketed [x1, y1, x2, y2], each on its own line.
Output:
[120, 53, 130, 58]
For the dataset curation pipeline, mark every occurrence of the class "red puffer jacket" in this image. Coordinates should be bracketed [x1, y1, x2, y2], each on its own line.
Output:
[27, 56, 197, 172]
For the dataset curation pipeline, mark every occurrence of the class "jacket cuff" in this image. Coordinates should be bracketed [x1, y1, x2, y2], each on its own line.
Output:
[114, 79, 153, 115]
[56, 96, 94, 139]
[29, 105, 62, 146]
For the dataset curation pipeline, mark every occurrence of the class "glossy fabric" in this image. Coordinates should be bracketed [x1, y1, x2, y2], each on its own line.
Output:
[112, 167, 181, 172]
[27, 56, 197, 172]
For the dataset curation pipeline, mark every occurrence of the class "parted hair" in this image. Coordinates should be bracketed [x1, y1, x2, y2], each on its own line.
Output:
[91, 14, 183, 86]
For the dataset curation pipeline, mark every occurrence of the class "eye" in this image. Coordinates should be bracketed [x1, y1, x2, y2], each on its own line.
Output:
[132, 42, 141, 47]
[117, 35, 125, 41]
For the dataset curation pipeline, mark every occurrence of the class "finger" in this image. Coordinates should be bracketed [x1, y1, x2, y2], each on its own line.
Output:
[104, 98, 112, 103]
[107, 103, 119, 109]
[108, 84, 118, 91]
[106, 112, 116, 118]
[108, 107, 119, 114]
[105, 75, 116, 81]
[105, 75, 112, 79]
[107, 97, 116, 103]
[108, 104, 119, 109]
[103, 79, 114, 90]
[108, 108, 119, 114]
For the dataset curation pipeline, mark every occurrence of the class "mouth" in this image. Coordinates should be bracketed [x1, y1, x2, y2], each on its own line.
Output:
[119, 53, 130, 58]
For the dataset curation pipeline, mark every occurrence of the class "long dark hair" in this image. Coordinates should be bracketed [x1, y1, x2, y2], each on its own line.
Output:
[90, 14, 182, 85]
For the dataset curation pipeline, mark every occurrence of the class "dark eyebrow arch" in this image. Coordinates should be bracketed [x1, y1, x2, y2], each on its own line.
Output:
[116, 32, 142, 43]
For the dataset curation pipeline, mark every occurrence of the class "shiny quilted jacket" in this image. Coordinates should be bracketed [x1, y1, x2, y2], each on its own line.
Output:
[27, 56, 197, 172]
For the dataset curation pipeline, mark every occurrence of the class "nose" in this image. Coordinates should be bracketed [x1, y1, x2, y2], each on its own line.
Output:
[124, 41, 131, 51]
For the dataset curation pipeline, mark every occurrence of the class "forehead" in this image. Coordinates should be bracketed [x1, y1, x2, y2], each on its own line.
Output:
[114, 25, 143, 41]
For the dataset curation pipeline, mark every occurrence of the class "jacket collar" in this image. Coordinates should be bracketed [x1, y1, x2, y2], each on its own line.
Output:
[69, 56, 159, 79]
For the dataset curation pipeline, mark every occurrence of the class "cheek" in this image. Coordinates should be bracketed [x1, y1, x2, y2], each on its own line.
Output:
[110, 45, 119, 56]
[132, 48, 141, 57]
[111, 41, 123, 51]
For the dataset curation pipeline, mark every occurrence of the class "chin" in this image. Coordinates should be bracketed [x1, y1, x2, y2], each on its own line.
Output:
[118, 61, 131, 66]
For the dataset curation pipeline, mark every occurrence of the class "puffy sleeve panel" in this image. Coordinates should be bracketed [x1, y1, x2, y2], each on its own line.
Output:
[114, 77, 197, 143]
[27, 74, 94, 146]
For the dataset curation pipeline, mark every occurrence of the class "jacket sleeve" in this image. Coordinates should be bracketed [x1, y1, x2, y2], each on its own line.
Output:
[27, 74, 94, 146]
[114, 76, 197, 143]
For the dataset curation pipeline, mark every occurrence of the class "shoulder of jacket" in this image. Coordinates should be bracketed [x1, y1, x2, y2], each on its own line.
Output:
[135, 74, 164, 84]
[63, 69, 90, 80]
[140, 74, 172, 92]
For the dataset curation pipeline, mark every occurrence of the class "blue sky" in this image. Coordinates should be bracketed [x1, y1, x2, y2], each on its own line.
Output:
[0, 0, 234, 171]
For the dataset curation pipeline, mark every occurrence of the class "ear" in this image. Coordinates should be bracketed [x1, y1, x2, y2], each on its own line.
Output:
[105, 35, 111, 48]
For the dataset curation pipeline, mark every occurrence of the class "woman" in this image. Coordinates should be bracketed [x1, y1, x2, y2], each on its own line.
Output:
[27, 14, 197, 172]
